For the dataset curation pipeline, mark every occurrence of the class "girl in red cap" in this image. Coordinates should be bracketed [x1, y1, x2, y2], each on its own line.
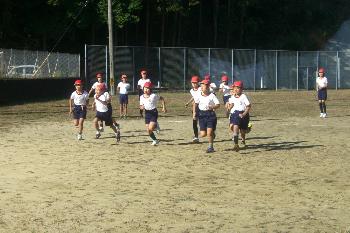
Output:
[117, 74, 131, 119]
[316, 67, 328, 118]
[227, 81, 252, 151]
[92, 83, 121, 142]
[185, 75, 201, 143]
[137, 70, 151, 118]
[139, 81, 166, 146]
[219, 74, 231, 117]
[69, 80, 89, 140]
[193, 79, 220, 153]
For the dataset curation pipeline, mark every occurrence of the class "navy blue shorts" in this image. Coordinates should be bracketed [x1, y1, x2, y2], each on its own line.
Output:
[145, 109, 158, 124]
[119, 94, 128, 104]
[193, 105, 200, 119]
[73, 105, 87, 119]
[96, 111, 113, 126]
[223, 95, 231, 104]
[230, 111, 250, 130]
[198, 110, 217, 131]
[318, 89, 327, 100]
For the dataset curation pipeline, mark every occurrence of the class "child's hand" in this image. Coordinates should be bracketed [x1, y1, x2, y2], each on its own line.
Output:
[162, 107, 167, 113]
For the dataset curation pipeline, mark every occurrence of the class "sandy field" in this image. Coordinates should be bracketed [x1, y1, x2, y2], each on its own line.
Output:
[0, 90, 350, 232]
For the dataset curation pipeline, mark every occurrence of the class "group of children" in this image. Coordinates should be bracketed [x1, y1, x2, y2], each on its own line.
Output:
[69, 67, 328, 152]
[186, 74, 252, 153]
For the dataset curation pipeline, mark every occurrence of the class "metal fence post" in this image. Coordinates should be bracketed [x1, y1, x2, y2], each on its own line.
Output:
[183, 48, 186, 91]
[158, 47, 161, 88]
[132, 47, 135, 92]
[231, 49, 234, 83]
[84, 44, 87, 81]
[105, 46, 108, 88]
[254, 49, 256, 91]
[296, 51, 299, 91]
[208, 48, 211, 75]
[275, 50, 278, 91]
[337, 51, 339, 90]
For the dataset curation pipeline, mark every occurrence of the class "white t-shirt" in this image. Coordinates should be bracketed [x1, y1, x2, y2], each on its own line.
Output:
[229, 93, 250, 113]
[137, 79, 151, 89]
[316, 77, 328, 89]
[117, 82, 131, 94]
[190, 88, 201, 99]
[70, 91, 89, 106]
[219, 83, 231, 96]
[209, 83, 217, 93]
[94, 92, 110, 112]
[194, 93, 220, 111]
[92, 82, 108, 90]
[140, 93, 160, 110]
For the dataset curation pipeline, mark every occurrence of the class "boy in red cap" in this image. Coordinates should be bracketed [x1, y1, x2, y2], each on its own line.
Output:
[219, 74, 231, 117]
[117, 74, 131, 119]
[204, 74, 217, 93]
[92, 83, 121, 142]
[137, 70, 151, 118]
[316, 67, 328, 118]
[185, 75, 201, 143]
[69, 80, 89, 140]
[89, 72, 108, 131]
[227, 81, 252, 151]
[139, 81, 166, 146]
[193, 79, 220, 153]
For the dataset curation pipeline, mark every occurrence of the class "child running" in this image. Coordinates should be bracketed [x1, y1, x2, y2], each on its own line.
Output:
[316, 67, 328, 118]
[193, 79, 220, 153]
[137, 70, 151, 118]
[89, 72, 108, 132]
[92, 83, 121, 142]
[219, 74, 231, 117]
[69, 80, 89, 140]
[227, 81, 251, 151]
[117, 74, 131, 119]
[139, 82, 166, 146]
[185, 75, 201, 143]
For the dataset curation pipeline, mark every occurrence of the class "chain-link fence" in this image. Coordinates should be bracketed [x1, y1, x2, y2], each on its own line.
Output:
[85, 45, 350, 91]
[0, 48, 80, 79]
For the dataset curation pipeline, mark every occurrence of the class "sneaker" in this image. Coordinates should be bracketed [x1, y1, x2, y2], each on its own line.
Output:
[114, 123, 120, 130]
[115, 130, 121, 142]
[95, 132, 101, 139]
[77, 134, 83, 140]
[155, 123, 160, 134]
[206, 147, 215, 153]
[320, 113, 324, 118]
[192, 137, 200, 143]
[98, 127, 104, 132]
[233, 144, 240, 152]
[322, 113, 327, 118]
[151, 140, 159, 146]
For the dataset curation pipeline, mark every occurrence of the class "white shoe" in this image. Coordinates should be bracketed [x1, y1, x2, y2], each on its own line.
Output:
[99, 127, 104, 132]
[77, 134, 83, 140]
[320, 113, 323, 118]
[151, 140, 159, 146]
[95, 132, 101, 139]
[322, 113, 327, 118]
[192, 137, 199, 143]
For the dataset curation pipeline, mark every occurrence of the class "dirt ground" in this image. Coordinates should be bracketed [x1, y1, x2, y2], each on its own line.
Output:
[0, 90, 350, 232]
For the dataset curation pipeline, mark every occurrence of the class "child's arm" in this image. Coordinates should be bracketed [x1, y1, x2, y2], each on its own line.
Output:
[69, 98, 73, 115]
[92, 99, 96, 111]
[240, 104, 251, 118]
[160, 96, 167, 113]
[95, 94, 108, 105]
[192, 103, 198, 119]
[88, 88, 94, 97]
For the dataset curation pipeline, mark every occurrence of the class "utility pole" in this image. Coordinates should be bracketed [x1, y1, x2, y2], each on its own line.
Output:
[107, 0, 115, 95]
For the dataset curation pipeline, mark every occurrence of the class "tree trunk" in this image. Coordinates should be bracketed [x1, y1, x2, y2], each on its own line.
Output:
[197, 1, 203, 45]
[161, 12, 165, 47]
[145, 0, 150, 47]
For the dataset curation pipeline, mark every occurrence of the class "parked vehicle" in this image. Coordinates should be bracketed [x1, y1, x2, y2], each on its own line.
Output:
[6, 65, 39, 78]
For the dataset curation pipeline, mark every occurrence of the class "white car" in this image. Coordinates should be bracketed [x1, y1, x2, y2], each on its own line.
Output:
[6, 65, 39, 78]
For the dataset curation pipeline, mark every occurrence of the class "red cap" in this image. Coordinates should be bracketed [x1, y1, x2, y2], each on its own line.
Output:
[204, 74, 211, 81]
[121, 74, 127, 79]
[191, 76, 200, 83]
[144, 82, 153, 88]
[221, 75, 229, 82]
[232, 81, 243, 88]
[140, 69, 147, 74]
[74, 80, 82, 85]
[96, 72, 103, 78]
[201, 79, 210, 85]
[318, 67, 325, 73]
